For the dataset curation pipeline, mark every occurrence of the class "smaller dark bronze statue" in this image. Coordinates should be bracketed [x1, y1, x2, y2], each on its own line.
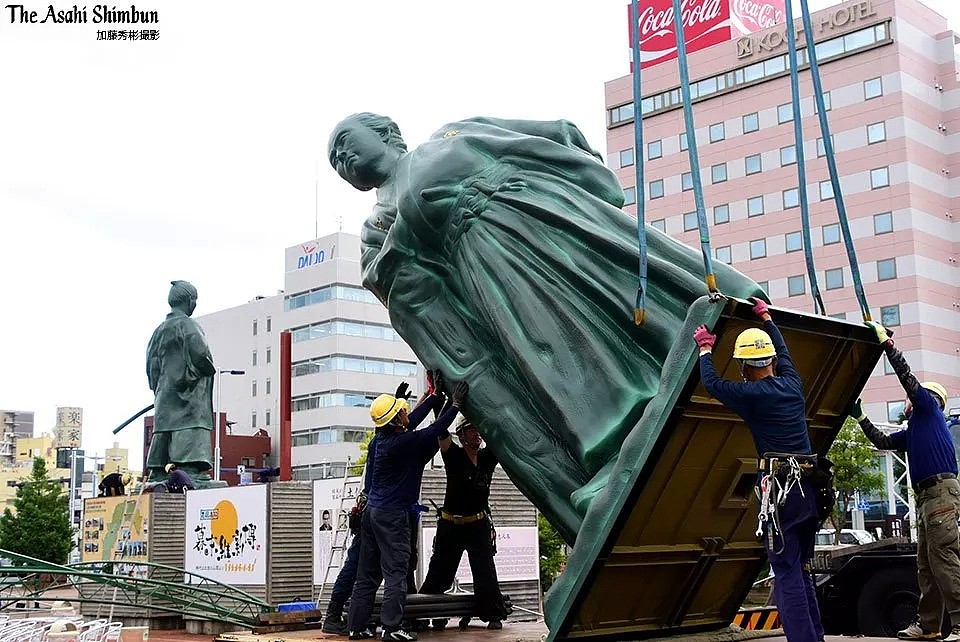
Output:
[146, 280, 216, 483]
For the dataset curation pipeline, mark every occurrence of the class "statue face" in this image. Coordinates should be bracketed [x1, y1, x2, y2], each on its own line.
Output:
[328, 120, 392, 191]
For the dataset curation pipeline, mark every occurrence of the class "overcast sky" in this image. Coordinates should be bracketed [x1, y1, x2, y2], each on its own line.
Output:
[1, 0, 957, 464]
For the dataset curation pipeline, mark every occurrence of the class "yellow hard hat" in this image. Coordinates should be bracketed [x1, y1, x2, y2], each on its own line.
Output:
[733, 328, 776, 366]
[370, 394, 403, 427]
[922, 381, 948, 409]
[121, 473, 132, 486]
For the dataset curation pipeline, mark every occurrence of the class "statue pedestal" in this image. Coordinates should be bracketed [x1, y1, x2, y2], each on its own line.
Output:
[194, 480, 228, 489]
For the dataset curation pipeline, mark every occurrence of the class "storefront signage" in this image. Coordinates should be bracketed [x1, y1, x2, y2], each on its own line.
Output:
[736, 0, 877, 59]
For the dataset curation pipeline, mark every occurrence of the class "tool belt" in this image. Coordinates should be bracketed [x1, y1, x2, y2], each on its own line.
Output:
[439, 510, 486, 525]
[913, 472, 957, 493]
[759, 452, 818, 481]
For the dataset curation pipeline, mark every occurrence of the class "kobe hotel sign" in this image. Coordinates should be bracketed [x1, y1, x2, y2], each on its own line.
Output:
[628, 0, 787, 69]
[736, 0, 878, 59]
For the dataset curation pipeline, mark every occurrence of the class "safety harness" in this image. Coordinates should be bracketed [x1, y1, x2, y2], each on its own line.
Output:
[755, 453, 817, 554]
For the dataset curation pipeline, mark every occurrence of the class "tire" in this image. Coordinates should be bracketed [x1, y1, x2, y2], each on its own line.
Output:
[856, 566, 919, 637]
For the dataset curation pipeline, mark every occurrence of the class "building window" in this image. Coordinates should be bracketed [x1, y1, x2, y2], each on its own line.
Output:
[266, 317, 272, 333]
[266, 348, 272, 364]
[253, 320, 258, 336]
[682, 172, 693, 191]
[788, 275, 806, 296]
[780, 145, 796, 166]
[830, 312, 847, 320]
[756, 281, 769, 294]
[785, 231, 803, 253]
[715, 246, 732, 263]
[881, 304, 901, 327]
[867, 122, 886, 144]
[683, 211, 698, 232]
[251, 412, 257, 428]
[747, 196, 764, 217]
[266, 378, 272, 395]
[814, 91, 832, 113]
[648, 139, 662, 160]
[713, 204, 730, 224]
[285, 283, 380, 311]
[265, 410, 271, 426]
[623, 186, 637, 205]
[607, 23, 890, 125]
[825, 268, 844, 290]
[252, 350, 257, 366]
[884, 359, 895, 375]
[887, 400, 905, 423]
[783, 188, 799, 209]
[822, 223, 841, 245]
[745, 154, 762, 175]
[743, 112, 759, 133]
[711, 163, 728, 183]
[817, 137, 827, 157]
[649, 180, 664, 199]
[777, 103, 793, 124]
[252, 380, 258, 397]
[620, 148, 635, 168]
[819, 180, 834, 201]
[679, 132, 688, 151]
[871, 167, 890, 189]
[651, 219, 666, 232]
[864, 77, 883, 100]
[874, 212, 893, 234]
[709, 122, 725, 143]
[877, 258, 897, 281]
[750, 239, 767, 259]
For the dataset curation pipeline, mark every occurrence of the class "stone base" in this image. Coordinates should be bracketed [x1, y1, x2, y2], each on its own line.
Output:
[185, 619, 247, 635]
[116, 616, 181, 630]
[194, 480, 228, 489]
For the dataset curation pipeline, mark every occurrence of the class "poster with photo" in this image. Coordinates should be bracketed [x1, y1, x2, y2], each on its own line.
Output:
[81, 495, 151, 578]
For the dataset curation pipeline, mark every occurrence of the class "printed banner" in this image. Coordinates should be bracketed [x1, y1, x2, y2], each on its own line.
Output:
[185, 485, 267, 585]
[81, 495, 151, 578]
[419, 525, 540, 584]
[313, 478, 358, 584]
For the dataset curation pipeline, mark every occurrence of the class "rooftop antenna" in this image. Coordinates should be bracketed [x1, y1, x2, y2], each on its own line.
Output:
[314, 160, 319, 239]
[336, 215, 343, 232]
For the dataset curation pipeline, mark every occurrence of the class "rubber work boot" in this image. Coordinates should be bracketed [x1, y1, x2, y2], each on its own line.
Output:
[381, 628, 418, 641]
[431, 618, 448, 630]
[897, 619, 940, 640]
[942, 625, 960, 642]
[487, 619, 503, 630]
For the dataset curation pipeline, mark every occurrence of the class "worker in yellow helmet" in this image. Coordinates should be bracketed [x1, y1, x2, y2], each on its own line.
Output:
[694, 297, 824, 642]
[850, 323, 957, 641]
[348, 373, 467, 641]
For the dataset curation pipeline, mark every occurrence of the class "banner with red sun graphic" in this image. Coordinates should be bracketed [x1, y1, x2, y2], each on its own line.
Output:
[185, 485, 267, 584]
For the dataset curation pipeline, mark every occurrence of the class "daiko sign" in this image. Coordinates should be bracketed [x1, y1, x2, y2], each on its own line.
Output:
[628, 0, 786, 69]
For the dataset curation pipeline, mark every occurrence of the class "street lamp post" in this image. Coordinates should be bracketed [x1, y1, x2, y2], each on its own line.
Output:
[215, 369, 245, 482]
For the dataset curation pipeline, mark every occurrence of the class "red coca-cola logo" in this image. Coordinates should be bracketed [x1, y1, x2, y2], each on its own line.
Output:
[628, 0, 732, 70]
[731, 0, 786, 31]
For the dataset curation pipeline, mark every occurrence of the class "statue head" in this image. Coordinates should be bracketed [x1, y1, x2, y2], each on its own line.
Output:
[168, 280, 198, 316]
[328, 112, 406, 191]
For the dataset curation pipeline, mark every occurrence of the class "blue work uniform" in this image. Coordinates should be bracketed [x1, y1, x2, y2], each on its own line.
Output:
[700, 319, 823, 642]
[348, 395, 458, 634]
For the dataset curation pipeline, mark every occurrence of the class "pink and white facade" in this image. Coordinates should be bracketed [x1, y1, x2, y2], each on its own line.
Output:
[607, 0, 959, 422]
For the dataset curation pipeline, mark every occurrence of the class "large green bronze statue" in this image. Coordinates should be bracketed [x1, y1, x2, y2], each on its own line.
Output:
[145, 280, 216, 483]
[328, 114, 765, 543]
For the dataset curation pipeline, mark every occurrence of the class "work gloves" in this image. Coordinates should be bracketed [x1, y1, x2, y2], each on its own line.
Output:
[451, 381, 469, 409]
[750, 296, 770, 319]
[865, 321, 891, 345]
[395, 382, 412, 401]
[850, 398, 866, 422]
[693, 325, 716, 351]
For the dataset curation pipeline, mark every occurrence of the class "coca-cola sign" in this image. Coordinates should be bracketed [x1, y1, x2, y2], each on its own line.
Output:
[627, 0, 785, 70]
[730, 0, 786, 35]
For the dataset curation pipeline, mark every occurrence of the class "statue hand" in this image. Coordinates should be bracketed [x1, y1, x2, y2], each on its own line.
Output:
[496, 178, 527, 193]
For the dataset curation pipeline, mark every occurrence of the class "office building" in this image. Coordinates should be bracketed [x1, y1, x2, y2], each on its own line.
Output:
[196, 232, 420, 480]
[606, 0, 958, 422]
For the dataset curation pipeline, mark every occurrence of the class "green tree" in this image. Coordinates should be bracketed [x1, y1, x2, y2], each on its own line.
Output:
[348, 430, 376, 476]
[0, 457, 73, 564]
[538, 512, 566, 593]
[826, 417, 885, 544]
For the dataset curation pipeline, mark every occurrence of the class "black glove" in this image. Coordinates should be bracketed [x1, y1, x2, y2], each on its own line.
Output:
[395, 382, 412, 400]
[451, 381, 469, 409]
[850, 398, 866, 422]
[433, 370, 446, 395]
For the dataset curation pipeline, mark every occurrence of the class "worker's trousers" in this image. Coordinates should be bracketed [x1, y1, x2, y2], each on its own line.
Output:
[766, 478, 823, 642]
[330, 530, 363, 609]
[916, 477, 960, 631]
[348, 507, 411, 632]
[420, 518, 508, 622]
